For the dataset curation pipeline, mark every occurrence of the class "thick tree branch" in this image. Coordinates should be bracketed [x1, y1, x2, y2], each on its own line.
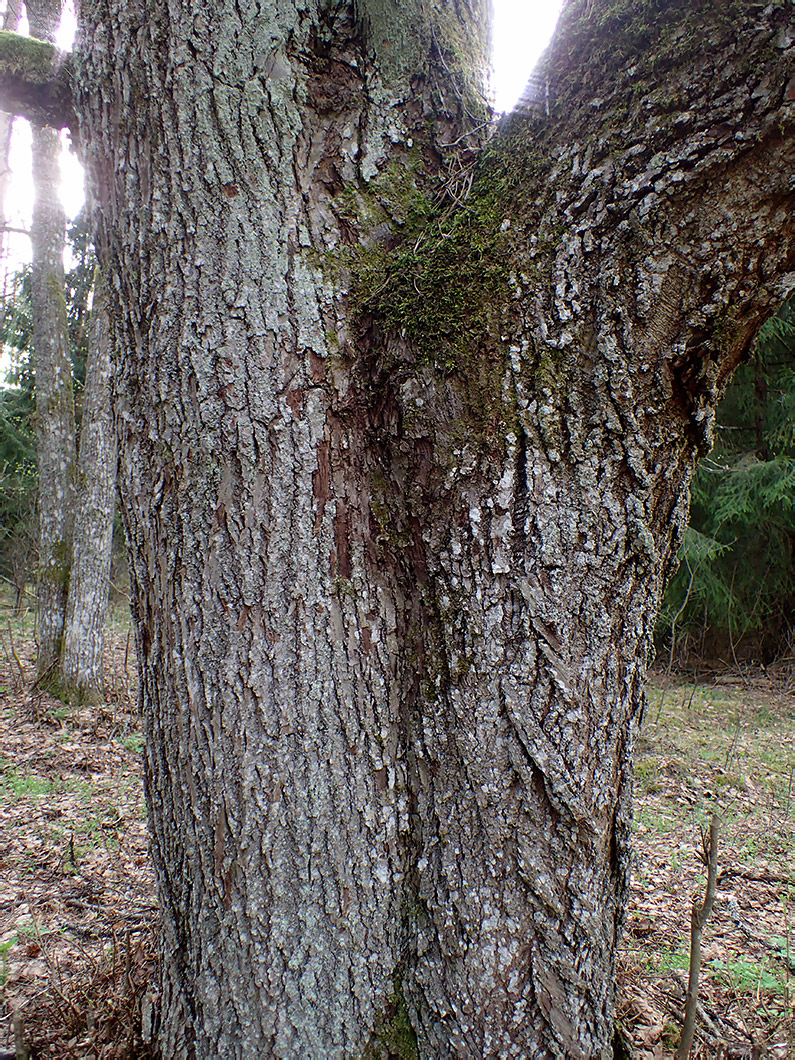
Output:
[0, 30, 73, 128]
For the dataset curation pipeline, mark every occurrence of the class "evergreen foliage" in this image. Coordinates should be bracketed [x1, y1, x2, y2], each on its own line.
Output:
[659, 299, 795, 662]
[0, 346, 36, 604]
[0, 265, 35, 603]
[0, 213, 95, 600]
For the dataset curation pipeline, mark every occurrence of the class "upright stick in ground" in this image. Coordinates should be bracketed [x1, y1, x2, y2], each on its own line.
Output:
[676, 814, 720, 1059]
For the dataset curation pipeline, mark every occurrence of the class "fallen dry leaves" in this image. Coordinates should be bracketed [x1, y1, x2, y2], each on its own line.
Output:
[618, 667, 795, 1059]
[0, 614, 157, 1057]
[1, 605, 793, 1057]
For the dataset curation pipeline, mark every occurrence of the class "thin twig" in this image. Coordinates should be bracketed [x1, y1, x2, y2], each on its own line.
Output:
[438, 120, 493, 148]
[723, 705, 742, 770]
[0, 574, 37, 601]
[4, 620, 26, 684]
[31, 657, 58, 691]
[669, 971, 756, 1045]
[718, 868, 794, 887]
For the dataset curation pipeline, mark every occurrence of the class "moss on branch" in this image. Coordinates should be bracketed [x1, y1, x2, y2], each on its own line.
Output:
[0, 29, 74, 128]
[0, 30, 55, 81]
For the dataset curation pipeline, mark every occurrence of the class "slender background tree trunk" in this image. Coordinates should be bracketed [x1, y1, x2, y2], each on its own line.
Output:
[29, 0, 76, 680]
[0, 0, 21, 273]
[60, 270, 116, 700]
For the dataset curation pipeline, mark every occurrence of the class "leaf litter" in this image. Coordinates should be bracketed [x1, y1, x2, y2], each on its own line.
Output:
[1, 607, 794, 1057]
[0, 614, 156, 1057]
[618, 667, 795, 1059]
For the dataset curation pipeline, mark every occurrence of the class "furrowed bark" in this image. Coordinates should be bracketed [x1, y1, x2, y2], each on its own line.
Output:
[75, 0, 488, 1054]
[394, 5, 793, 1054]
[58, 0, 795, 1056]
[59, 271, 117, 702]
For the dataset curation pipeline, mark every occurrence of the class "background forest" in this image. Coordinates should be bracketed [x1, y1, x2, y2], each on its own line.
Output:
[660, 300, 795, 666]
[0, 218, 102, 618]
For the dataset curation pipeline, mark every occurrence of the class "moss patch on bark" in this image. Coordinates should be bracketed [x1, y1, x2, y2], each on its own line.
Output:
[363, 967, 419, 1060]
[345, 129, 546, 372]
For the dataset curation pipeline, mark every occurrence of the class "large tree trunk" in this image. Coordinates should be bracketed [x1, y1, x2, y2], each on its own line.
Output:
[28, 0, 75, 679]
[75, 2, 490, 1053]
[59, 271, 116, 701]
[67, 0, 794, 1056]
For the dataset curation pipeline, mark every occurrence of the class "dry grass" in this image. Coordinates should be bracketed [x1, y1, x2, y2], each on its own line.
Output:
[0, 599, 793, 1057]
[619, 669, 795, 1059]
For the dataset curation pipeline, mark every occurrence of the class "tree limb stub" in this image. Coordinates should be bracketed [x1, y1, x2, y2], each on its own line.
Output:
[0, 30, 73, 128]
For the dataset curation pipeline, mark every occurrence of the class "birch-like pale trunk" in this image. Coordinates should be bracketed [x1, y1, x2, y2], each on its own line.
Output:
[59, 272, 116, 700]
[28, 0, 76, 679]
[0, 0, 20, 270]
[65, 0, 795, 1055]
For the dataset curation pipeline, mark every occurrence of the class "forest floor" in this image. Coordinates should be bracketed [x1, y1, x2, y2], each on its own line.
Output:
[618, 668, 795, 1060]
[0, 601, 793, 1059]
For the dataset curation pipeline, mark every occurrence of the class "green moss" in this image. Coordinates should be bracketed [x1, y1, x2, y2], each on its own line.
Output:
[551, 0, 756, 127]
[535, 343, 567, 389]
[336, 155, 436, 238]
[0, 30, 56, 84]
[358, 0, 490, 125]
[46, 272, 70, 341]
[710, 308, 742, 356]
[345, 131, 543, 374]
[39, 671, 101, 707]
[41, 539, 72, 592]
[363, 967, 419, 1060]
[358, 0, 429, 82]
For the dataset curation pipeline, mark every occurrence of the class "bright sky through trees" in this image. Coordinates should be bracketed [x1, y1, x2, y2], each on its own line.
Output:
[2, 0, 564, 269]
[492, 0, 564, 112]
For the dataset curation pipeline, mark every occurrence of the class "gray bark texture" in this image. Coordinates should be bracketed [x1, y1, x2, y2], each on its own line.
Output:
[65, 0, 795, 1055]
[59, 271, 117, 700]
[28, 0, 76, 679]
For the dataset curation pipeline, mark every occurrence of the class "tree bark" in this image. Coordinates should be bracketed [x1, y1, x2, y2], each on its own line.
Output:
[28, 0, 76, 680]
[58, 0, 795, 1055]
[59, 271, 116, 701]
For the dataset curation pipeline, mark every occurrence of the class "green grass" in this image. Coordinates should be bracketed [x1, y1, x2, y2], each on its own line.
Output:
[709, 955, 787, 994]
[0, 934, 17, 988]
[642, 946, 690, 976]
[118, 733, 144, 754]
[0, 767, 56, 798]
[622, 675, 795, 1054]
